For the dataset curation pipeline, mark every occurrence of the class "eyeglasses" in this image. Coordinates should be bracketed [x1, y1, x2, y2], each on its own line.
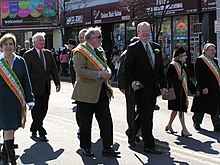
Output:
[207, 49, 216, 52]
[93, 35, 102, 39]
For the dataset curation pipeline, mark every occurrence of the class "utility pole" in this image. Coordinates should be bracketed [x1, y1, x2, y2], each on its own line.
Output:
[217, 0, 220, 65]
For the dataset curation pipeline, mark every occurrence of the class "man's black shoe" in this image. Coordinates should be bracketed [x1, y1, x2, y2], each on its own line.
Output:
[31, 133, 37, 138]
[102, 148, 120, 157]
[144, 147, 162, 154]
[214, 127, 220, 132]
[39, 135, 49, 142]
[193, 124, 201, 130]
[82, 149, 94, 157]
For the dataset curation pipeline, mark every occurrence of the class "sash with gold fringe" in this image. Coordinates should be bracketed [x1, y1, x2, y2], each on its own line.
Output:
[199, 55, 220, 86]
[170, 61, 189, 108]
[0, 58, 27, 128]
[74, 43, 113, 98]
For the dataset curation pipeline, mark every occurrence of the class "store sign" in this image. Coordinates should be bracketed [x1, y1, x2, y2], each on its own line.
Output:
[146, 0, 198, 16]
[92, 2, 130, 24]
[201, 0, 216, 11]
[1, 0, 58, 27]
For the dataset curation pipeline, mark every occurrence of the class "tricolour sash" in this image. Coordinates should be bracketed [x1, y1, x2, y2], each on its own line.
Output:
[199, 55, 220, 86]
[74, 43, 113, 98]
[170, 61, 188, 107]
[0, 58, 27, 128]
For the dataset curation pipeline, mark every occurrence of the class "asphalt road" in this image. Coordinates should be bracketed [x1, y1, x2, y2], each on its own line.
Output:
[1, 80, 220, 165]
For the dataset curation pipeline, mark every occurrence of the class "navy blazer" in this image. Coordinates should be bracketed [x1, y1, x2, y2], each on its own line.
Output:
[24, 48, 60, 95]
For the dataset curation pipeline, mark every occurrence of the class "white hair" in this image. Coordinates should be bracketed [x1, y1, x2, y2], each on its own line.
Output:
[32, 32, 46, 43]
[202, 43, 215, 53]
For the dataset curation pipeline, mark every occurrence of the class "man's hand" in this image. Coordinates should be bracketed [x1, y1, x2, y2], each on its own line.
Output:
[100, 71, 111, 80]
[132, 81, 140, 91]
[160, 88, 167, 96]
[56, 85, 61, 92]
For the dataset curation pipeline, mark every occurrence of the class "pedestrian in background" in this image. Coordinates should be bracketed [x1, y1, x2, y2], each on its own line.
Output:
[67, 39, 77, 85]
[124, 22, 166, 154]
[165, 47, 197, 137]
[0, 33, 34, 165]
[191, 43, 220, 132]
[20, 40, 31, 57]
[72, 27, 120, 157]
[24, 32, 60, 142]
[60, 48, 69, 77]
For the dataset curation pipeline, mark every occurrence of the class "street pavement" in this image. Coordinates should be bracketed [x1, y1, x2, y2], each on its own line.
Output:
[1, 79, 220, 165]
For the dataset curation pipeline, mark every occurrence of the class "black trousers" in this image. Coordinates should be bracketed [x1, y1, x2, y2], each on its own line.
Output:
[192, 105, 220, 128]
[77, 84, 113, 149]
[136, 97, 156, 149]
[125, 85, 141, 139]
[30, 94, 49, 136]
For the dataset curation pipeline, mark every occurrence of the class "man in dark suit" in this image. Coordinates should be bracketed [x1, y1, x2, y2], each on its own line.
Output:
[20, 40, 30, 57]
[191, 43, 220, 131]
[24, 32, 60, 142]
[67, 39, 77, 86]
[124, 22, 166, 154]
[72, 27, 120, 157]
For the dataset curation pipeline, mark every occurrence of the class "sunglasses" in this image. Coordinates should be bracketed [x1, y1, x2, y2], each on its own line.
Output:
[93, 35, 102, 39]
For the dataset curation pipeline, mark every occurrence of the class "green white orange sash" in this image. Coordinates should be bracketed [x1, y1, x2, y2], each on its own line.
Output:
[171, 61, 188, 97]
[74, 43, 113, 98]
[199, 55, 220, 86]
[0, 58, 27, 128]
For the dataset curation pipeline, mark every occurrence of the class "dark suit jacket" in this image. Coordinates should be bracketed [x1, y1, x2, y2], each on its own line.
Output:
[191, 57, 220, 115]
[20, 48, 30, 57]
[124, 40, 166, 99]
[24, 48, 60, 95]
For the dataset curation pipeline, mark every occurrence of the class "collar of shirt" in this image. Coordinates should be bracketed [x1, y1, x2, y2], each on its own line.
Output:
[35, 48, 43, 57]
[87, 42, 95, 51]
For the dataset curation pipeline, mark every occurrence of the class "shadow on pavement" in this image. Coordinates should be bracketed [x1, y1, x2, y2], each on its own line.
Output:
[175, 134, 219, 155]
[76, 138, 120, 165]
[128, 139, 189, 165]
[19, 138, 64, 165]
[197, 129, 220, 143]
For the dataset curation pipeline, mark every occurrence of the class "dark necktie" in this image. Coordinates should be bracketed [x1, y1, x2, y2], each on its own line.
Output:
[145, 44, 154, 69]
[94, 48, 104, 62]
[39, 50, 45, 69]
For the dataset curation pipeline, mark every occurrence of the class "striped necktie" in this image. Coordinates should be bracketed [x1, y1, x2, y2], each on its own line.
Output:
[39, 50, 46, 70]
[145, 44, 154, 69]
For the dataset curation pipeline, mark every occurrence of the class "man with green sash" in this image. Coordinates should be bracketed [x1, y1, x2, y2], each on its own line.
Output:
[72, 27, 120, 157]
[191, 43, 220, 132]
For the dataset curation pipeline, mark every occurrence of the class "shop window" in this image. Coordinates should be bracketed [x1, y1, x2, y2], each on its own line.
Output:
[190, 15, 200, 64]
[173, 16, 188, 49]
[113, 23, 125, 55]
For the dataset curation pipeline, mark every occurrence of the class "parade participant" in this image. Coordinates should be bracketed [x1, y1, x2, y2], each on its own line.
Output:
[124, 22, 166, 154]
[72, 27, 120, 157]
[24, 32, 60, 142]
[191, 43, 220, 131]
[165, 47, 197, 137]
[0, 33, 34, 165]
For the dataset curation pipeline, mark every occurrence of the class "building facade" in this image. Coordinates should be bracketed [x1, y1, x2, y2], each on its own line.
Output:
[63, 0, 216, 71]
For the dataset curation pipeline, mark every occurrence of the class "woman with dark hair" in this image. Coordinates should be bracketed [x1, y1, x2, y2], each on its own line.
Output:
[0, 33, 34, 164]
[165, 47, 197, 137]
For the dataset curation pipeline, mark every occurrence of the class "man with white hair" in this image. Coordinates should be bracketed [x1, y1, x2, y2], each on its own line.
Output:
[24, 32, 60, 142]
[72, 27, 120, 157]
[191, 43, 220, 131]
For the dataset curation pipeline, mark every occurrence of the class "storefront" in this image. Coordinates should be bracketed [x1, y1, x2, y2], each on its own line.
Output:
[0, 0, 59, 49]
[64, 0, 216, 71]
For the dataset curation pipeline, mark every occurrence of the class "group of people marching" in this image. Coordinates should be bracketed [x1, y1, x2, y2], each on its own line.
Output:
[0, 21, 219, 164]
